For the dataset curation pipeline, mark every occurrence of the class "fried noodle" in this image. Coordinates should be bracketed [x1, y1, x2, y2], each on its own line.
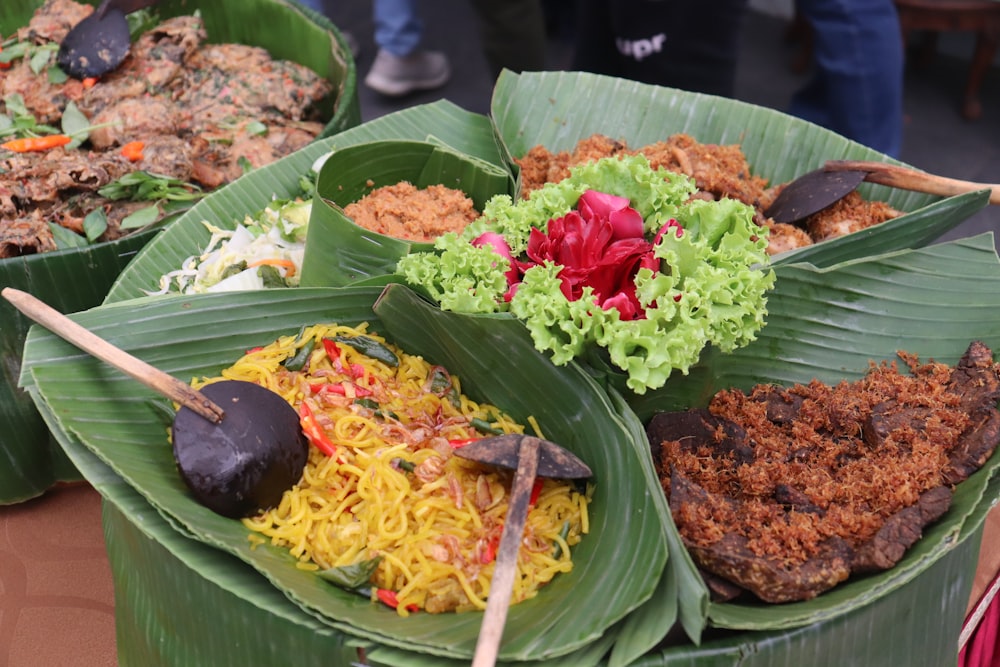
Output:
[197, 323, 589, 615]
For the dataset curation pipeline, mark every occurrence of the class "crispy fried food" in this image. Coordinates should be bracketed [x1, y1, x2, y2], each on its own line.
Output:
[514, 134, 904, 256]
[648, 341, 1000, 603]
[344, 182, 480, 242]
[0, 1, 333, 257]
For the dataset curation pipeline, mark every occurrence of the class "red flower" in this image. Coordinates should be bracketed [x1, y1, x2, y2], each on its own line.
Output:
[479, 190, 682, 319]
[539, 190, 672, 319]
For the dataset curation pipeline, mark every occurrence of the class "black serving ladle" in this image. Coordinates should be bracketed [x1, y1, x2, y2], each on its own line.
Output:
[3, 287, 308, 518]
[454, 434, 592, 667]
[57, 0, 161, 79]
[765, 160, 1000, 224]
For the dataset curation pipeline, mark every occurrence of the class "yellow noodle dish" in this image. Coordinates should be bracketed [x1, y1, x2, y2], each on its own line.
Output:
[196, 323, 590, 615]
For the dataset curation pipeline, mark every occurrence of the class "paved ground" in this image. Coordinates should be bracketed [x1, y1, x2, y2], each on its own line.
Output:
[319, 2, 999, 247]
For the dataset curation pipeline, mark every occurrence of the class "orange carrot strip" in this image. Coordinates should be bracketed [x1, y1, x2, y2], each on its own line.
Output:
[247, 258, 297, 277]
[82, 76, 98, 88]
[120, 140, 145, 162]
[1, 135, 71, 152]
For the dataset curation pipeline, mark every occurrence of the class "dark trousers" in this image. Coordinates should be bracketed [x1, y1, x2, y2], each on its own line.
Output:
[571, 0, 749, 98]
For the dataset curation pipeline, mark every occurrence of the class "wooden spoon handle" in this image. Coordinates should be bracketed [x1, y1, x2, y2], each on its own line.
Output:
[3, 287, 224, 424]
[471, 439, 540, 667]
[825, 160, 1000, 205]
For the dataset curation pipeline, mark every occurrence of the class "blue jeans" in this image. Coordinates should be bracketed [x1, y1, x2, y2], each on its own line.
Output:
[373, 0, 423, 57]
[790, 0, 904, 157]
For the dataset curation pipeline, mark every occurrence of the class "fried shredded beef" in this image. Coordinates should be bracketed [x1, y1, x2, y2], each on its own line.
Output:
[648, 341, 1000, 603]
[515, 134, 903, 256]
[0, 0, 333, 258]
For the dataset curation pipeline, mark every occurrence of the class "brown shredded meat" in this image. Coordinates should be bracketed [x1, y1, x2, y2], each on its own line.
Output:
[0, 0, 333, 258]
[344, 182, 480, 242]
[515, 134, 904, 256]
[648, 341, 1000, 603]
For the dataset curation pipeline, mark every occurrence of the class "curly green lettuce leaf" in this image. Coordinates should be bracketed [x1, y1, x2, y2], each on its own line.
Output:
[397, 232, 510, 312]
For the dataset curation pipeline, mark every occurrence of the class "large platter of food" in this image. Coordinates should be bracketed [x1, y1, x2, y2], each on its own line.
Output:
[14, 71, 1000, 665]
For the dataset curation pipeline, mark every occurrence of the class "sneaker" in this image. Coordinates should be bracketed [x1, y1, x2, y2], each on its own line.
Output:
[364, 48, 451, 97]
[341, 31, 361, 59]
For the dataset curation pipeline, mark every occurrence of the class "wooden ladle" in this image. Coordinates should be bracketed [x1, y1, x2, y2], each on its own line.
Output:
[454, 434, 592, 667]
[765, 160, 1000, 224]
[3, 287, 307, 518]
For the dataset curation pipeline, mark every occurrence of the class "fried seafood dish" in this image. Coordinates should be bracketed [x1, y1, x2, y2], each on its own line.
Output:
[647, 341, 1000, 603]
[515, 134, 902, 255]
[0, 0, 333, 258]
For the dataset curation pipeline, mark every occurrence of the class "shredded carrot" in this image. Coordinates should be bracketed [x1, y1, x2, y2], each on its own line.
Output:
[1, 135, 71, 152]
[247, 258, 297, 277]
[82, 76, 98, 88]
[120, 140, 145, 162]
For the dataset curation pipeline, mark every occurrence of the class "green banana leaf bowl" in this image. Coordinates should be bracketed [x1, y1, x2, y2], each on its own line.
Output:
[19, 284, 669, 663]
[0, 0, 360, 503]
[300, 139, 516, 287]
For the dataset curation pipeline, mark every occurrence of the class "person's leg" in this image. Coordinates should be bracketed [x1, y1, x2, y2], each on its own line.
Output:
[366, 0, 450, 96]
[571, 0, 748, 97]
[372, 0, 424, 56]
[790, 0, 904, 157]
[468, 0, 547, 80]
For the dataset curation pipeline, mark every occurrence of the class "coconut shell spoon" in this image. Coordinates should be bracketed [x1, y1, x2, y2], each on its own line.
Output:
[3, 287, 307, 518]
[454, 434, 592, 667]
[57, 0, 161, 79]
[765, 160, 1000, 224]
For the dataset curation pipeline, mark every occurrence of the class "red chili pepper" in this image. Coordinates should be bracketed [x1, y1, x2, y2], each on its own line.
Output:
[82, 76, 98, 88]
[1, 135, 71, 152]
[528, 478, 544, 507]
[120, 140, 145, 162]
[298, 401, 338, 457]
[309, 381, 372, 398]
[0, 47, 10, 70]
[246, 346, 264, 354]
[376, 589, 418, 612]
[322, 337, 342, 364]
[322, 338, 368, 380]
[447, 438, 480, 448]
[480, 530, 501, 564]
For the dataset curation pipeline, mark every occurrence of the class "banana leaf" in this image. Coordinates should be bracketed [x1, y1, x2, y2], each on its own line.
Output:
[300, 140, 515, 286]
[0, 0, 359, 503]
[631, 516, 983, 666]
[104, 101, 507, 303]
[37, 389, 988, 667]
[19, 285, 668, 663]
[0, 229, 157, 503]
[621, 234, 1000, 632]
[489, 70, 988, 268]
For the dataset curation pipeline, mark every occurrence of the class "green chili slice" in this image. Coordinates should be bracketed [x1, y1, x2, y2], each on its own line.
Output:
[391, 457, 416, 473]
[283, 327, 314, 371]
[552, 521, 571, 559]
[333, 334, 399, 367]
[470, 417, 505, 435]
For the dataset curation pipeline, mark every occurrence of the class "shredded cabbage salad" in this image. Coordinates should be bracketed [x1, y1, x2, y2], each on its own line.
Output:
[151, 198, 311, 295]
[397, 154, 776, 393]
